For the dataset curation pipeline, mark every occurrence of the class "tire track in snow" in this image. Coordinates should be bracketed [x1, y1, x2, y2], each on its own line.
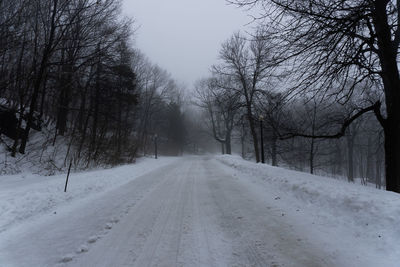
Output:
[62, 162, 185, 267]
[205, 164, 271, 267]
[177, 160, 220, 267]
[133, 162, 188, 266]
[207, 159, 333, 267]
[72, 157, 228, 267]
[41, 156, 333, 266]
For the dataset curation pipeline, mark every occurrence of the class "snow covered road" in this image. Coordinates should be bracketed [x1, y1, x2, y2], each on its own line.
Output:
[1, 156, 399, 266]
[72, 156, 328, 267]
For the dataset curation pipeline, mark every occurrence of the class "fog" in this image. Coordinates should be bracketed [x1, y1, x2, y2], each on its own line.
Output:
[1, 1, 400, 265]
[121, 0, 252, 88]
[0, 0, 394, 191]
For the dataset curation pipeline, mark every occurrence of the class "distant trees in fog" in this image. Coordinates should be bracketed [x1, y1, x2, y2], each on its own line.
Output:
[196, 25, 386, 189]
[196, 32, 276, 162]
[195, 76, 241, 155]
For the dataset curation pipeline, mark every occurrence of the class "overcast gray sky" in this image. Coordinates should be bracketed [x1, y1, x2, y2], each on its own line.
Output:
[121, 0, 253, 88]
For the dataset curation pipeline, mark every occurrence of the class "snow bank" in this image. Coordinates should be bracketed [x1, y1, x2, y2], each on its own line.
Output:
[216, 154, 400, 265]
[0, 157, 178, 233]
[0, 126, 70, 176]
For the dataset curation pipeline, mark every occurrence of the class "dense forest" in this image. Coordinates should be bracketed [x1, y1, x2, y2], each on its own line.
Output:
[0, 0, 196, 170]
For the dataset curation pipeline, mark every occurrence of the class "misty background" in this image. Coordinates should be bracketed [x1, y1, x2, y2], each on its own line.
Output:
[0, 0, 398, 193]
[121, 0, 253, 87]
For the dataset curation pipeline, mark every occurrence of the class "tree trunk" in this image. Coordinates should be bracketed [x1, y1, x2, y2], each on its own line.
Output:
[90, 59, 101, 158]
[384, 119, 400, 192]
[225, 132, 232, 154]
[376, 155, 382, 189]
[78, 90, 86, 132]
[310, 138, 314, 174]
[247, 111, 260, 162]
[56, 86, 70, 136]
[358, 153, 365, 181]
[11, 31, 27, 157]
[241, 138, 245, 158]
[77, 109, 91, 162]
[271, 130, 278, 166]
[39, 74, 48, 119]
[309, 105, 317, 174]
[11, 113, 23, 157]
[366, 137, 373, 182]
[372, 1, 400, 192]
[331, 141, 342, 176]
[90, 86, 100, 161]
[56, 63, 72, 136]
[240, 119, 246, 159]
[19, 58, 47, 153]
[115, 88, 123, 160]
[346, 128, 355, 182]
[19, 0, 59, 154]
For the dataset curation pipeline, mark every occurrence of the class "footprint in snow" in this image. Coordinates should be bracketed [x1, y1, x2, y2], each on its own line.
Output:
[87, 236, 99, 244]
[111, 218, 119, 223]
[60, 254, 74, 263]
[76, 245, 89, 254]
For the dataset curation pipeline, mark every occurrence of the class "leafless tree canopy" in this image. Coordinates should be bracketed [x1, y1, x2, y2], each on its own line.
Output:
[0, 0, 191, 168]
[224, 0, 400, 192]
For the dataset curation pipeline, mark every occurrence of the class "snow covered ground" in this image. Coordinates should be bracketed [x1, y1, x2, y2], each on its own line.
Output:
[0, 155, 399, 266]
[216, 155, 400, 266]
[0, 156, 178, 235]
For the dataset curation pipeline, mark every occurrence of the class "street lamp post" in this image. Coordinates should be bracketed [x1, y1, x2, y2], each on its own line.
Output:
[259, 115, 265, 164]
[154, 134, 158, 159]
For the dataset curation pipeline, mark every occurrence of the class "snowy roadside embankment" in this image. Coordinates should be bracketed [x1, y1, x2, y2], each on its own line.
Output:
[216, 154, 400, 266]
[0, 157, 178, 233]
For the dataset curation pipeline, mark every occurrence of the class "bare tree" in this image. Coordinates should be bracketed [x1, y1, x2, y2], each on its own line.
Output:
[195, 76, 241, 154]
[231, 0, 400, 192]
[257, 91, 287, 166]
[213, 32, 274, 162]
